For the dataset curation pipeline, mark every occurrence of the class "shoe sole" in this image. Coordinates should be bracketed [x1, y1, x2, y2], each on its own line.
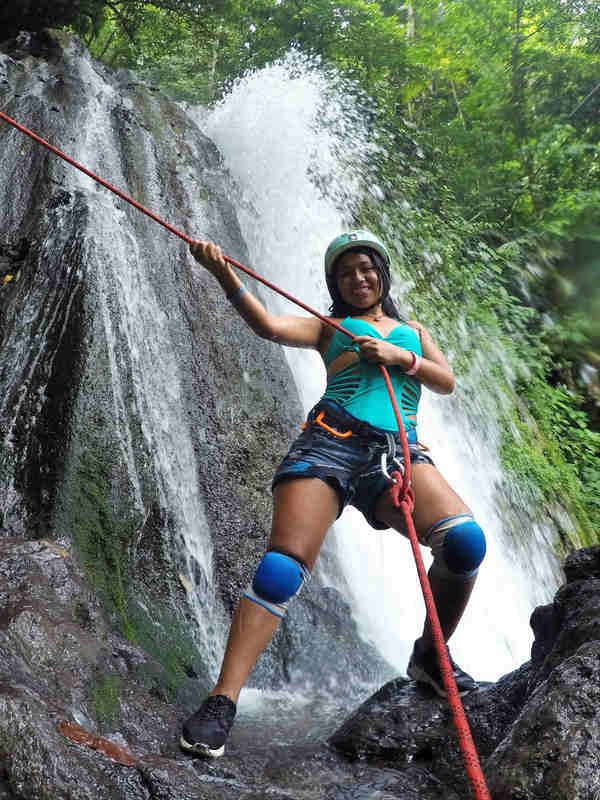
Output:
[407, 663, 474, 698]
[179, 735, 225, 758]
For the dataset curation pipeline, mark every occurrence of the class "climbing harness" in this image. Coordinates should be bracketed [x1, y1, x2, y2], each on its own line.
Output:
[0, 110, 491, 800]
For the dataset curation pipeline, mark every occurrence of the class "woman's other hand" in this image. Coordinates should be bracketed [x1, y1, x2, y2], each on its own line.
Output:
[189, 240, 228, 277]
[354, 336, 413, 369]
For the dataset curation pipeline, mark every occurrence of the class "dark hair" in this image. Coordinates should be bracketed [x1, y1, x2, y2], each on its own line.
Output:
[326, 246, 402, 320]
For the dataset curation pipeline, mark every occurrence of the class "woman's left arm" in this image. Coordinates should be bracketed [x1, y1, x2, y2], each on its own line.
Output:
[354, 321, 455, 395]
[406, 321, 455, 395]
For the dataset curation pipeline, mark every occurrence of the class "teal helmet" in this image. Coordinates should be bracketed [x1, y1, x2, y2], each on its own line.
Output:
[324, 229, 391, 276]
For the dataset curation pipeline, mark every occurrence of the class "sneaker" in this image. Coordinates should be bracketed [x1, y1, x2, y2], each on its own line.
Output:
[180, 694, 237, 758]
[407, 643, 478, 697]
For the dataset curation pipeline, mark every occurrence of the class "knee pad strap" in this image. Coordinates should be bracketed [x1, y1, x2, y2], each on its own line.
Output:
[243, 549, 311, 618]
[425, 513, 486, 581]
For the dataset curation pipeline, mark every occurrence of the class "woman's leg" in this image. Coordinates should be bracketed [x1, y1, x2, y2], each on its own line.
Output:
[373, 463, 477, 651]
[211, 477, 340, 703]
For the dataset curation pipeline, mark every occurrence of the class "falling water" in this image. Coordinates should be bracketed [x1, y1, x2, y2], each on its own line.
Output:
[64, 49, 225, 673]
[204, 54, 563, 682]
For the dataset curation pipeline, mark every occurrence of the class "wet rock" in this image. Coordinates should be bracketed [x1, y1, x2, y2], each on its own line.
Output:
[563, 544, 600, 582]
[330, 545, 600, 799]
[487, 642, 600, 800]
[330, 665, 529, 770]
[528, 575, 600, 690]
[329, 676, 515, 798]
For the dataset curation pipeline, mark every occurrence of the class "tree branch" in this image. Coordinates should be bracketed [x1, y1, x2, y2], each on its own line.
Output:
[569, 81, 600, 118]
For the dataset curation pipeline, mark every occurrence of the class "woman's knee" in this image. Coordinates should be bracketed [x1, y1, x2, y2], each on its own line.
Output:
[243, 548, 311, 619]
[425, 514, 486, 580]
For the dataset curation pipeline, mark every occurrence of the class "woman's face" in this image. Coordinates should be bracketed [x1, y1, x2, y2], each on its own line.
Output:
[335, 250, 381, 310]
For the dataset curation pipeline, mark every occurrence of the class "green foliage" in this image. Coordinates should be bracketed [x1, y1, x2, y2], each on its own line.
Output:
[84, 4, 227, 102]
[500, 378, 599, 546]
[527, 381, 599, 501]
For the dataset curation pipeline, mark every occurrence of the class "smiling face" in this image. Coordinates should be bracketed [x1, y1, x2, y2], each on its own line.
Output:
[334, 250, 382, 312]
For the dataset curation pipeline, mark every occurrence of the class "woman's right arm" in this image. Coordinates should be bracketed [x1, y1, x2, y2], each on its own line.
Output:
[189, 240, 324, 349]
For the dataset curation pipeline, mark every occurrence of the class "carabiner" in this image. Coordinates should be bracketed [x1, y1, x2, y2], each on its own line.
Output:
[380, 453, 405, 483]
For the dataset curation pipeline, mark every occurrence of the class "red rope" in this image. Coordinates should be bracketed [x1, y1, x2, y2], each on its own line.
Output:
[380, 369, 491, 800]
[0, 110, 491, 799]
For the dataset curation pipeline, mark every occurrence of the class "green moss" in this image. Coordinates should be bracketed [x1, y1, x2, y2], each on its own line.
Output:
[91, 672, 122, 728]
[63, 434, 205, 698]
[68, 443, 138, 639]
[500, 379, 598, 549]
[195, 185, 212, 202]
[126, 600, 205, 700]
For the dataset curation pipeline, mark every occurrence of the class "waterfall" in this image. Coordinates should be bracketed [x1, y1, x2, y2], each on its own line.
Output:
[203, 54, 563, 681]
[57, 46, 225, 673]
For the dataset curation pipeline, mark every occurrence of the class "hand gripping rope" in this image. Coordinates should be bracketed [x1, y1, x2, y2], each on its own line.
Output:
[0, 110, 491, 800]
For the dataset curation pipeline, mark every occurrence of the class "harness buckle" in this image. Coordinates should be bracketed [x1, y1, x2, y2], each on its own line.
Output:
[310, 411, 353, 439]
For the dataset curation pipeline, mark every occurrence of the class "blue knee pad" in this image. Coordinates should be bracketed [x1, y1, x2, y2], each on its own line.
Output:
[243, 550, 311, 618]
[427, 514, 486, 580]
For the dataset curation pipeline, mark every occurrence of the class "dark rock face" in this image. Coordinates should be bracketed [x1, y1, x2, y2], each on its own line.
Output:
[487, 642, 600, 800]
[0, 179, 87, 540]
[330, 544, 600, 800]
[0, 537, 181, 800]
[485, 547, 600, 800]
[329, 672, 529, 798]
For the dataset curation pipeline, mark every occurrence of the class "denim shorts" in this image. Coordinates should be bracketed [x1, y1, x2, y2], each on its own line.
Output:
[272, 400, 434, 530]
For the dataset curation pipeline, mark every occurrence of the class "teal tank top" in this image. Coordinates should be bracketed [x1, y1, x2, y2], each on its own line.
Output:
[322, 317, 422, 432]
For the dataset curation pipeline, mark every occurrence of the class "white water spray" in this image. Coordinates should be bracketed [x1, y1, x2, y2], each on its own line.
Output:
[205, 54, 563, 682]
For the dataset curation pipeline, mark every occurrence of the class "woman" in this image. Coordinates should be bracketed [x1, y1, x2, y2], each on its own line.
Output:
[180, 230, 486, 758]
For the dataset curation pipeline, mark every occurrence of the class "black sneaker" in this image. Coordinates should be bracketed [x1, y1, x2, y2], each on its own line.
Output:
[407, 644, 478, 697]
[180, 694, 237, 758]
